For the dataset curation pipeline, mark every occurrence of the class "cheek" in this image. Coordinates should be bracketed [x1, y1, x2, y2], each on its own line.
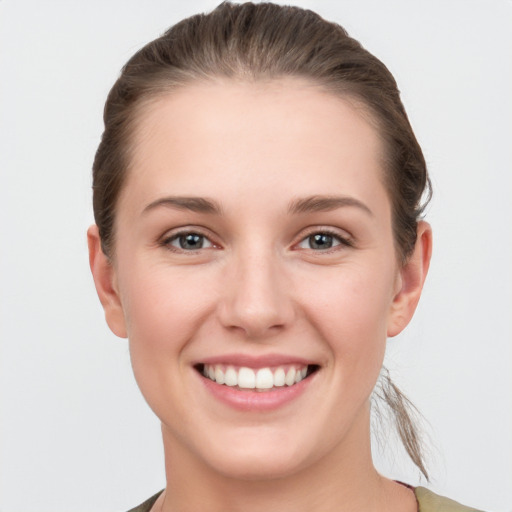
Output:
[118, 263, 217, 414]
[123, 267, 206, 343]
[300, 262, 395, 342]
[296, 260, 396, 391]
[118, 258, 224, 374]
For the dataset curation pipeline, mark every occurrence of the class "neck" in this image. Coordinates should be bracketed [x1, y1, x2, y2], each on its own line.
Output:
[156, 405, 415, 512]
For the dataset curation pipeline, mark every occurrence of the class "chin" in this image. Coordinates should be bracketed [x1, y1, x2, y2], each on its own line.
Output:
[206, 451, 306, 481]
[194, 430, 317, 481]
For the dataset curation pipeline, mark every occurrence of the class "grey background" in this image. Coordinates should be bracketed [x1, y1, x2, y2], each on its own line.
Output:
[1, 1, 511, 511]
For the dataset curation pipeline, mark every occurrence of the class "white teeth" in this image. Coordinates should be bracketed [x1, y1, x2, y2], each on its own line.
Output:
[202, 364, 312, 390]
[215, 366, 225, 385]
[273, 367, 285, 387]
[224, 366, 238, 386]
[255, 368, 274, 389]
[238, 367, 256, 389]
[285, 367, 296, 386]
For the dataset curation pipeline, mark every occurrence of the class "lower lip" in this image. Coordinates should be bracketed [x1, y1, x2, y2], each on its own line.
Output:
[198, 372, 315, 411]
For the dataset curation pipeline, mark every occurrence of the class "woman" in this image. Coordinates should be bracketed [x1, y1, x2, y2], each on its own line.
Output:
[88, 3, 481, 511]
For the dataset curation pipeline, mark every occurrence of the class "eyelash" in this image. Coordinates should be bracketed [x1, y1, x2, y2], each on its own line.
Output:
[159, 227, 353, 254]
[160, 229, 216, 252]
[294, 228, 354, 252]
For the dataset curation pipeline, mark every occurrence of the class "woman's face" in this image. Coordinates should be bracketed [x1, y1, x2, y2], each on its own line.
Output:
[92, 79, 425, 480]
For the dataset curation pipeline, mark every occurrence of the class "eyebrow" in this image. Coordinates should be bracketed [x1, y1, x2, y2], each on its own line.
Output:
[142, 194, 373, 217]
[288, 195, 373, 216]
[142, 196, 222, 215]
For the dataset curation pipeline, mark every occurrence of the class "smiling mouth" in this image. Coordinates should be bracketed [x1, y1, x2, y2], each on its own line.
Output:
[195, 364, 320, 392]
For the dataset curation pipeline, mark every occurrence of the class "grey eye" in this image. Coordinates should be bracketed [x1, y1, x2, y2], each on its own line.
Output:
[169, 233, 213, 250]
[298, 233, 342, 250]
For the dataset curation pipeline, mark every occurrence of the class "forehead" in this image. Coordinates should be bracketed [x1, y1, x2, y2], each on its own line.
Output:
[121, 78, 387, 212]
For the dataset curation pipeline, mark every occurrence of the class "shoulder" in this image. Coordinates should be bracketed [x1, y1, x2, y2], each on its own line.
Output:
[415, 487, 485, 512]
[124, 487, 484, 512]
[125, 490, 164, 512]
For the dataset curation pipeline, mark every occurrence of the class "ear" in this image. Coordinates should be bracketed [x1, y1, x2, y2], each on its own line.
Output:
[387, 221, 432, 337]
[87, 225, 128, 338]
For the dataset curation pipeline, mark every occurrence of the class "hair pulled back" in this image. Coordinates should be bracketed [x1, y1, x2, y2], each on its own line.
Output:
[92, 1, 431, 479]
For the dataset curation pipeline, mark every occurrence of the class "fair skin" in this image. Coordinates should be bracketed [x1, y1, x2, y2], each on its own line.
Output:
[88, 78, 431, 512]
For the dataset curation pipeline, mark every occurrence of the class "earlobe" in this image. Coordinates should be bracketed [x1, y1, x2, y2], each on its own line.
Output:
[87, 225, 128, 338]
[387, 221, 432, 337]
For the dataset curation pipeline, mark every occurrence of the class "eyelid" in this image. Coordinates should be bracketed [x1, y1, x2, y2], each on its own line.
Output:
[293, 226, 354, 251]
[159, 226, 220, 251]
[157, 225, 353, 252]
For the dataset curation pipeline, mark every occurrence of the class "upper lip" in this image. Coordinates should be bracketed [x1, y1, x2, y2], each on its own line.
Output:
[194, 353, 318, 368]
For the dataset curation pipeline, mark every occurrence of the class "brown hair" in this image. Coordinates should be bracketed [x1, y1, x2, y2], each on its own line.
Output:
[92, 1, 431, 478]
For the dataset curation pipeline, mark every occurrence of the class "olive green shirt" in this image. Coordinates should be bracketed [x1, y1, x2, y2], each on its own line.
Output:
[126, 487, 484, 512]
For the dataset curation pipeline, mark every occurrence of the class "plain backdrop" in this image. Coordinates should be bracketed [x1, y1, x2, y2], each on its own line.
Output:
[1, 1, 511, 511]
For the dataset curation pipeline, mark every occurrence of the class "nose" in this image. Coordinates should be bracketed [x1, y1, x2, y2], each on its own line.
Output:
[217, 247, 295, 340]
